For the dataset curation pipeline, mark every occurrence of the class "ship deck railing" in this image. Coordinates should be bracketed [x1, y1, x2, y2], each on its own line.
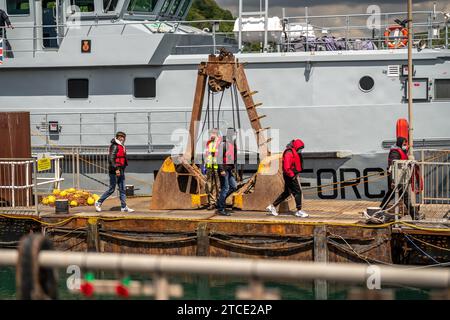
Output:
[0, 156, 64, 216]
[30, 109, 227, 153]
[391, 150, 450, 222]
[0, 9, 449, 56]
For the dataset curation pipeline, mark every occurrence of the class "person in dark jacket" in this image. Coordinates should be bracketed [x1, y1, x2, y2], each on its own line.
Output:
[0, 9, 13, 32]
[379, 136, 417, 219]
[215, 128, 238, 216]
[266, 139, 309, 217]
[0, 9, 14, 58]
[95, 132, 134, 212]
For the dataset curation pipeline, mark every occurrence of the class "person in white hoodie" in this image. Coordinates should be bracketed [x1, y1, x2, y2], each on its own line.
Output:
[95, 132, 134, 213]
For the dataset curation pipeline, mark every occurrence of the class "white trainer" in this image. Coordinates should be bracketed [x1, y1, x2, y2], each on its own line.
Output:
[121, 206, 135, 213]
[265, 204, 278, 216]
[94, 201, 102, 212]
[295, 210, 309, 218]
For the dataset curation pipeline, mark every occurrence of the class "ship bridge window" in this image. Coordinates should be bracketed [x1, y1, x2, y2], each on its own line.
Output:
[178, 0, 191, 17]
[67, 79, 89, 99]
[72, 0, 94, 12]
[359, 76, 375, 92]
[127, 0, 158, 13]
[6, 0, 30, 15]
[435, 79, 450, 100]
[160, 0, 171, 14]
[103, 0, 119, 12]
[169, 0, 182, 15]
[134, 78, 156, 98]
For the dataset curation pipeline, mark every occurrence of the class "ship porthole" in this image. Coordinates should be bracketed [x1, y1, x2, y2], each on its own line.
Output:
[359, 76, 375, 92]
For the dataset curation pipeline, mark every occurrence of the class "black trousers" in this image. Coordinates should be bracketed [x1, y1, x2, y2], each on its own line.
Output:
[380, 175, 416, 218]
[273, 174, 302, 210]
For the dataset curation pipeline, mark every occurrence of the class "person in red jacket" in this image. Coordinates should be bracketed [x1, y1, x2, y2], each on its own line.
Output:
[95, 132, 134, 213]
[215, 128, 238, 216]
[380, 136, 417, 219]
[266, 139, 309, 218]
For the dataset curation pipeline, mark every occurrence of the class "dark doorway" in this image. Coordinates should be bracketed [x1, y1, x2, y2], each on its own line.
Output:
[42, 0, 59, 48]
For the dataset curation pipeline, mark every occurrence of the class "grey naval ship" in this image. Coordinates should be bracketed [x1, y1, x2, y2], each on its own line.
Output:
[1, 0, 450, 201]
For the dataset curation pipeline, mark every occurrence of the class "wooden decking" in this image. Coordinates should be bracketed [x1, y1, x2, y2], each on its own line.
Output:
[416, 204, 450, 221]
[38, 197, 378, 225]
[36, 196, 450, 229]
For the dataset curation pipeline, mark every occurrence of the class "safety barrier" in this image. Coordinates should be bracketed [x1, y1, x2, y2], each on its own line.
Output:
[0, 8, 448, 57]
[276, 10, 449, 53]
[421, 149, 450, 164]
[390, 155, 450, 221]
[0, 156, 63, 215]
[420, 161, 450, 205]
[31, 110, 228, 153]
[32, 146, 109, 194]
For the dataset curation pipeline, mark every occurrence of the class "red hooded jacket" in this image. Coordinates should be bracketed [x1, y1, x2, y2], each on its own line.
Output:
[282, 139, 304, 178]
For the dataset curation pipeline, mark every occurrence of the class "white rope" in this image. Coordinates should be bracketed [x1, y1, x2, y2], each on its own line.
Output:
[375, 162, 415, 215]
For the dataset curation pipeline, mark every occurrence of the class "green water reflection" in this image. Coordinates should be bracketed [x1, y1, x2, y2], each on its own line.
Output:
[0, 267, 434, 300]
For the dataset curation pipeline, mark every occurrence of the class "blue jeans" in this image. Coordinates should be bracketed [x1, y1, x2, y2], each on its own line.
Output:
[217, 168, 237, 211]
[98, 172, 127, 208]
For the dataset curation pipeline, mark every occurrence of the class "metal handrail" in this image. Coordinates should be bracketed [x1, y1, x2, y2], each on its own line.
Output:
[1, 9, 448, 56]
[287, 11, 438, 20]
[31, 110, 229, 150]
[0, 157, 64, 214]
[0, 249, 449, 289]
[0, 11, 437, 28]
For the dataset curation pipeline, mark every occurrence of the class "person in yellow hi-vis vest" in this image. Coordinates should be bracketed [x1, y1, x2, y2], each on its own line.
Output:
[204, 129, 221, 206]
[205, 128, 221, 170]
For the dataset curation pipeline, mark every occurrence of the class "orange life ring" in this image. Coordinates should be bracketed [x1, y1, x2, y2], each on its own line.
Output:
[384, 25, 408, 49]
[396, 118, 409, 141]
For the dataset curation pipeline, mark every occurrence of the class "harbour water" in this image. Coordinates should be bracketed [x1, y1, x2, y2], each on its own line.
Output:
[0, 266, 432, 300]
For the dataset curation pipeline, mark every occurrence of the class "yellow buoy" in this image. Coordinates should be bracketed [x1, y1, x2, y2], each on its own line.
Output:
[93, 194, 100, 201]
[70, 200, 78, 207]
[52, 189, 60, 196]
[87, 197, 95, 205]
[60, 190, 68, 197]
[47, 195, 56, 204]
[42, 197, 49, 205]
[68, 188, 76, 193]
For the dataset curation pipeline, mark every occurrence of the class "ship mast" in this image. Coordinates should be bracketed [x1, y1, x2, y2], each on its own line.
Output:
[407, 0, 414, 159]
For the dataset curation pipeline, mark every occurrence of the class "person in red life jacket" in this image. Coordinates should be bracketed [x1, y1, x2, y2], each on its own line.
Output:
[380, 136, 417, 219]
[95, 132, 134, 213]
[216, 128, 238, 216]
[266, 139, 309, 218]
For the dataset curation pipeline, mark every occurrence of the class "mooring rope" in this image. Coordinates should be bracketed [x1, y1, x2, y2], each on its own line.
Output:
[98, 231, 197, 244]
[209, 236, 313, 251]
[406, 234, 450, 252]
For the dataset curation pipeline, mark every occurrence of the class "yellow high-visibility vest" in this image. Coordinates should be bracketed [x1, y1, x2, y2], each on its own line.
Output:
[205, 137, 221, 170]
